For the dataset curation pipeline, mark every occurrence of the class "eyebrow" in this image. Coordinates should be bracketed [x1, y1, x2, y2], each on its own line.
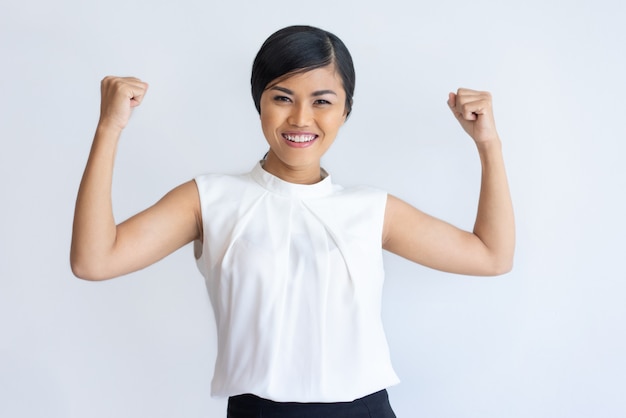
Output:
[269, 86, 338, 97]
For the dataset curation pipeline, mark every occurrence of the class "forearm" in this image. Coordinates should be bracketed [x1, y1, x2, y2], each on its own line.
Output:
[70, 124, 122, 279]
[472, 139, 515, 273]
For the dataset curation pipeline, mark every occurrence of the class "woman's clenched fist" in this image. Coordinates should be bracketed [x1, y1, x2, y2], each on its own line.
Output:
[98, 76, 149, 131]
[447, 88, 499, 145]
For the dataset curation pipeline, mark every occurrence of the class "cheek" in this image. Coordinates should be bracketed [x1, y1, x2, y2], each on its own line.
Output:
[321, 113, 345, 133]
[259, 99, 283, 127]
[260, 112, 277, 129]
[260, 111, 281, 143]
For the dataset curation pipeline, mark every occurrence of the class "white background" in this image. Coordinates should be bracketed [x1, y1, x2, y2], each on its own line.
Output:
[1, 0, 625, 417]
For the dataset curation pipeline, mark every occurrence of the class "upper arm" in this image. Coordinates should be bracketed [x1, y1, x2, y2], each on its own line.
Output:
[96, 180, 202, 280]
[382, 194, 500, 276]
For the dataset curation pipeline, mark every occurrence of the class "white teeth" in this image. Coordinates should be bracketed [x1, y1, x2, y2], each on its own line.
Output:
[284, 134, 316, 143]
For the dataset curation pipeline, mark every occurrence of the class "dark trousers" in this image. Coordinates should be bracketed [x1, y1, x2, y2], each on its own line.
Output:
[227, 389, 397, 418]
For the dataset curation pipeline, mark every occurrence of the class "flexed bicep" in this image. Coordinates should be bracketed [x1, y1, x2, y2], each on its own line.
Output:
[72, 180, 202, 281]
[382, 194, 502, 276]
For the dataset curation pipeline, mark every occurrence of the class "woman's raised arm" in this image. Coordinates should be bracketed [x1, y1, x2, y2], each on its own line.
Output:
[70, 77, 202, 281]
[382, 89, 515, 276]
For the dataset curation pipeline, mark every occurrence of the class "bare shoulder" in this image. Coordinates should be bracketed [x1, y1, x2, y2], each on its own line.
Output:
[161, 179, 200, 206]
[383, 194, 436, 250]
[154, 179, 202, 239]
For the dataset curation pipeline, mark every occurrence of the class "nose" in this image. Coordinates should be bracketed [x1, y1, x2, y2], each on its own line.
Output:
[287, 103, 312, 127]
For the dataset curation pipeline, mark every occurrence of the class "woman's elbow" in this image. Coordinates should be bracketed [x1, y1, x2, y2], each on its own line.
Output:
[69, 254, 111, 281]
[70, 262, 100, 281]
[485, 256, 514, 276]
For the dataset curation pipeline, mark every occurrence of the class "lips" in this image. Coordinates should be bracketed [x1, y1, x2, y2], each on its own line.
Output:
[282, 133, 318, 143]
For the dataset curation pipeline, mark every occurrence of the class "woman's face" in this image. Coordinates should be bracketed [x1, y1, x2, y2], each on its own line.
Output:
[259, 64, 347, 183]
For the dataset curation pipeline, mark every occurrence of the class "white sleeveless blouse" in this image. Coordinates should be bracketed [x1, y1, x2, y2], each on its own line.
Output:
[194, 162, 399, 402]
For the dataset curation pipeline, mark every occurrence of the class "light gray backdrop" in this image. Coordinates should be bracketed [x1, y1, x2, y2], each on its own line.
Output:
[1, 0, 625, 417]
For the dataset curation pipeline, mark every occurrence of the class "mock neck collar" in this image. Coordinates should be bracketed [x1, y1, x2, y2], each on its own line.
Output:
[250, 161, 334, 198]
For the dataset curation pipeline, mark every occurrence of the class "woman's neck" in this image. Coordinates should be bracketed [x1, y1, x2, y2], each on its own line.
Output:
[261, 153, 323, 185]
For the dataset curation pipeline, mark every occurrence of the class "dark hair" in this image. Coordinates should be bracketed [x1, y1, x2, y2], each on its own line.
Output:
[251, 25, 355, 118]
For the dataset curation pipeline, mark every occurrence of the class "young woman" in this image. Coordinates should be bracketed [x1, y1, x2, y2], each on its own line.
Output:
[71, 25, 514, 418]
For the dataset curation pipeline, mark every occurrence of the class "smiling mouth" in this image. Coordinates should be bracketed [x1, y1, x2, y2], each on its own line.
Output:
[283, 134, 318, 143]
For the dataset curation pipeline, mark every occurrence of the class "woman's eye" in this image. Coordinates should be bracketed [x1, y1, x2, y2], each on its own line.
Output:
[314, 99, 331, 105]
[273, 95, 291, 103]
